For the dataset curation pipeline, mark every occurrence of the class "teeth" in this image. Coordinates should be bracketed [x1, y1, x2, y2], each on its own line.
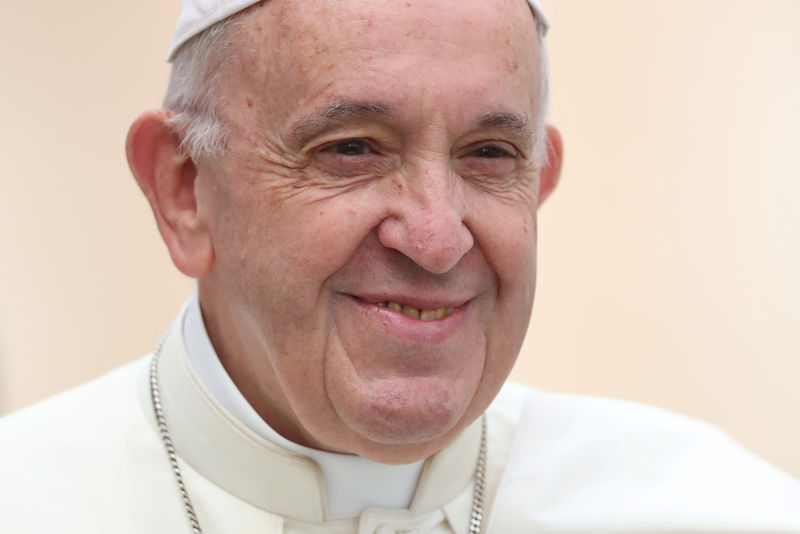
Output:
[379, 301, 455, 321]
[419, 309, 436, 321]
[402, 305, 420, 319]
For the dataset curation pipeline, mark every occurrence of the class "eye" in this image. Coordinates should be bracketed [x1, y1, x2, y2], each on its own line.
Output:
[324, 138, 373, 156]
[469, 144, 514, 159]
[457, 141, 520, 183]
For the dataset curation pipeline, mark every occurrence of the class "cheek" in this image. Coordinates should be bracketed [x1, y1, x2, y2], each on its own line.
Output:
[472, 202, 537, 349]
[221, 193, 382, 317]
[469, 194, 538, 289]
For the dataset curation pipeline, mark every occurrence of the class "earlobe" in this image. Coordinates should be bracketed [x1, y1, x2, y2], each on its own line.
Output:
[126, 110, 214, 278]
[538, 124, 563, 206]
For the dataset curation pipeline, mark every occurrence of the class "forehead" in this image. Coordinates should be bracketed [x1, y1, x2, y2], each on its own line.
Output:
[223, 0, 541, 129]
[253, 0, 536, 49]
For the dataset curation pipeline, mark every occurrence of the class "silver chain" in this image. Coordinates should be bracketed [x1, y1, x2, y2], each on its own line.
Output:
[149, 331, 203, 534]
[149, 329, 488, 534]
[469, 416, 487, 534]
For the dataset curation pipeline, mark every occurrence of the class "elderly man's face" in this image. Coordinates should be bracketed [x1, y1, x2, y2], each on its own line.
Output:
[196, 0, 551, 461]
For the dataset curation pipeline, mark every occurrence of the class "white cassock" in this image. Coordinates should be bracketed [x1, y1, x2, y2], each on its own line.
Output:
[1, 295, 799, 533]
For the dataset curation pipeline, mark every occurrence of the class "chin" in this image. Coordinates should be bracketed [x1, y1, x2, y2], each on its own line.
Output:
[328, 375, 477, 452]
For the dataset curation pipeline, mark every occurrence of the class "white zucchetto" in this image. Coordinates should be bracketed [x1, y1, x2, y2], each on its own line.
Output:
[167, 0, 550, 61]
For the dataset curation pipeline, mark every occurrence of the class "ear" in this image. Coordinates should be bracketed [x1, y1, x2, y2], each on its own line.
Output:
[538, 124, 563, 206]
[126, 110, 214, 278]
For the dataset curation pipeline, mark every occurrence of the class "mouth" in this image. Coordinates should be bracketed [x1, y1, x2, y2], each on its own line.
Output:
[342, 294, 472, 346]
[376, 301, 455, 321]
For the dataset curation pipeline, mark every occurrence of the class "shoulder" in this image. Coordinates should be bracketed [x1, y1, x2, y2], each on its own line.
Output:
[490, 381, 733, 449]
[486, 382, 800, 533]
[0, 357, 152, 446]
[0, 357, 177, 531]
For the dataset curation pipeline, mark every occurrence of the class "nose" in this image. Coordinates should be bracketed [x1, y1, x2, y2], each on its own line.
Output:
[376, 164, 474, 274]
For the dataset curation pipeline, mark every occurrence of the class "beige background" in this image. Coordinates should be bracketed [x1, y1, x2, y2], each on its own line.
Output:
[1, 1, 798, 478]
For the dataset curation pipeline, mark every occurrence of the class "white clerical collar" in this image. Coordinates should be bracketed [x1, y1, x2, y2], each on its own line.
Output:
[180, 292, 425, 518]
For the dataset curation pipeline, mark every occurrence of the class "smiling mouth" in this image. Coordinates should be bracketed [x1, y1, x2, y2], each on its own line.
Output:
[376, 301, 455, 321]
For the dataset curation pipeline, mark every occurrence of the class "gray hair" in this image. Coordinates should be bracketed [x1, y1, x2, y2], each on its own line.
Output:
[163, 9, 550, 163]
[162, 17, 239, 159]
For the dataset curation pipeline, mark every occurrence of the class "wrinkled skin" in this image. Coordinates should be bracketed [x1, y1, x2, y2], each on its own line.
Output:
[133, 0, 561, 464]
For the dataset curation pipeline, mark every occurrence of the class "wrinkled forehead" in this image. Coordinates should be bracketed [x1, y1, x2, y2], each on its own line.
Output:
[167, 0, 548, 61]
[238, 0, 541, 64]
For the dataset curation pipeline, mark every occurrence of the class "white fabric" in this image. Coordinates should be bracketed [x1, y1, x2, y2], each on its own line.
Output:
[167, 0, 261, 60]
[166, 0, 550, 60]
[182, 292, 425, 517]
[1, 304, 800, 532]
[487, 389, 800, 533]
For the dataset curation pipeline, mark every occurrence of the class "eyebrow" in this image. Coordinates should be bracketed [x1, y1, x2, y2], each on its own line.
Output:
[292, 101, 393, 144]
[476, 111, 535, 147]
[290, 104, 535, 149]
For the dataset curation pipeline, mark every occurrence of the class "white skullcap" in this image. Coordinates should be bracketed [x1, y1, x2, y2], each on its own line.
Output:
[167, 0, 550, 61]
